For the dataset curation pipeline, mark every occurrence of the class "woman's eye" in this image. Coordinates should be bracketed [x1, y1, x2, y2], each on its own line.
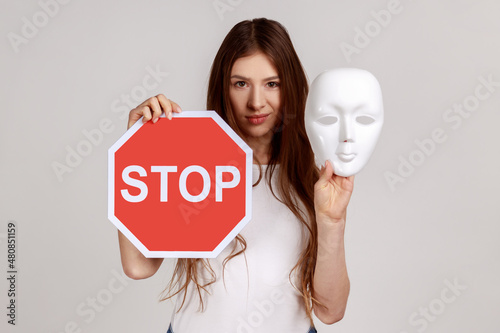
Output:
[267, 82, 279, 88]
[235, 81, 246, 88]
[317, 116, 338, 125]
[356, 115, 376, 125]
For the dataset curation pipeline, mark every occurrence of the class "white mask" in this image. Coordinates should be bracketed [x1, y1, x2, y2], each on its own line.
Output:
[305, 68, 384, 177]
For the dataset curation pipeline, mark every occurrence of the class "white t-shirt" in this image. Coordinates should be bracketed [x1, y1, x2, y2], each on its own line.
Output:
[170, 165, 311, 333]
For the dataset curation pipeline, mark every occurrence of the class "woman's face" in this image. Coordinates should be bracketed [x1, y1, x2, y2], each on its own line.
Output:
[229, 51, 281, 145]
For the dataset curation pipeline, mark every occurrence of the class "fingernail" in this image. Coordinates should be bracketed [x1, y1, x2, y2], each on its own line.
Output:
[168, 113, 172, 120]
[153, 118, 158, 123]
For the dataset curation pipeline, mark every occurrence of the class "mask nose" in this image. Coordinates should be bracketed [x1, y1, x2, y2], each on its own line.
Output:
[339, 117, 355, 143]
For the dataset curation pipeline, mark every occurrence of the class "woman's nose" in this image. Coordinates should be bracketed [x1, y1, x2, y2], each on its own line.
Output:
[247, 88, 265, 111]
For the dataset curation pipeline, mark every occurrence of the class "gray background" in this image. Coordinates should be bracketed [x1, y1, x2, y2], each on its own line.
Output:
[1, 0, 499, 332]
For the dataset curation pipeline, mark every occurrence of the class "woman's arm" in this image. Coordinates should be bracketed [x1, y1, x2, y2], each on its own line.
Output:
[313, 219, 349, 324]
[117, 94, 182, 280]
[118, 231, 164, 279]
[312, 161, 354, 324]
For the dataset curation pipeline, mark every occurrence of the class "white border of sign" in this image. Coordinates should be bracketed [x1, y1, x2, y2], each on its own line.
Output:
[108, 111, 253, 258]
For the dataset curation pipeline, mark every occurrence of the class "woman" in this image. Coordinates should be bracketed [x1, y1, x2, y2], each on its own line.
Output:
[118, 18, 354, 333]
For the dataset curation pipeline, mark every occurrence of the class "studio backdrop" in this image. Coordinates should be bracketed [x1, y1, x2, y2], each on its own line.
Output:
[1, 0, 499, 332]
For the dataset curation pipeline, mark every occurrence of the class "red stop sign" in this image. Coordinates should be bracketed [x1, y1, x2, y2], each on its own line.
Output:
[108, 111, 252, 258]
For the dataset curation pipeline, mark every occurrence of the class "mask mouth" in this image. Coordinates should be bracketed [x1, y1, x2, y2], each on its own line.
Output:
[336, 142, 356, 161]
[336, 152, 357, 162]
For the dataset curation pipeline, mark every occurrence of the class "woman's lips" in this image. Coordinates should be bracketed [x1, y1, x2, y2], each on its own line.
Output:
[247, 114, 269, 125]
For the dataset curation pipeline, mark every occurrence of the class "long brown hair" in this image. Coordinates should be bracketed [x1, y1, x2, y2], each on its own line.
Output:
[161, 18, 319, 324]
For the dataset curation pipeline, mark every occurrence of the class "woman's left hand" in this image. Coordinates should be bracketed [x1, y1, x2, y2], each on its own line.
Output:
[314, 160, 355, 224]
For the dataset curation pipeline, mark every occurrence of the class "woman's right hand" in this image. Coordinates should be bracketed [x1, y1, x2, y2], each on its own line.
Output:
[127, 94, 182, 130]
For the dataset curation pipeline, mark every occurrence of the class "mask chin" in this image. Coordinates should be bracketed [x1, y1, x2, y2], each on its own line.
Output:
[332, 160, 352, 177]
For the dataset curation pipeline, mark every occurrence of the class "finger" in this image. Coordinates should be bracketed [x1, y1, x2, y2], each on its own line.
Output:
[127, 115, 140, 130]
[148, 97, 162, 123]
[344, 175, 355, 192]
[332, 173, 355, 192]
[156, 94, 173, 120]
[323, 160, 334, 181]
[335, 177, 355, 212]
[318, 163, 325, 176]
[140, 106, 153, 123]
[170, 100, 182, 114]
[127, 107, 149, 129]
[315, 160, 333, 193]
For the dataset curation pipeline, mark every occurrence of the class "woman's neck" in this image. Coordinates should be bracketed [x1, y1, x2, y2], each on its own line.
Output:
[245, 134, 272, 165]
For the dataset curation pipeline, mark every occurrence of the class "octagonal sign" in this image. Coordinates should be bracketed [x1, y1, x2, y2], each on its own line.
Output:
[108, 111, 252, 258]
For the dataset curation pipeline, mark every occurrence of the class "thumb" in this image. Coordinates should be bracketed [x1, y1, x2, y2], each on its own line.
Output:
[317, 160, 334, 187]
[322, 160, 334, 181]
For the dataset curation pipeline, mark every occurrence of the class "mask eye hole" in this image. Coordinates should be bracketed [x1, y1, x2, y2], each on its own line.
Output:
[317, 116, 338, 125]
[356, 115, 375, 125]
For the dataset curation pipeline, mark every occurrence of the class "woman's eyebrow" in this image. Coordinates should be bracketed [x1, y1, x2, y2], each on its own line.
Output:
[230, 75, 280, 81]
[230, 75, 249, 80]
